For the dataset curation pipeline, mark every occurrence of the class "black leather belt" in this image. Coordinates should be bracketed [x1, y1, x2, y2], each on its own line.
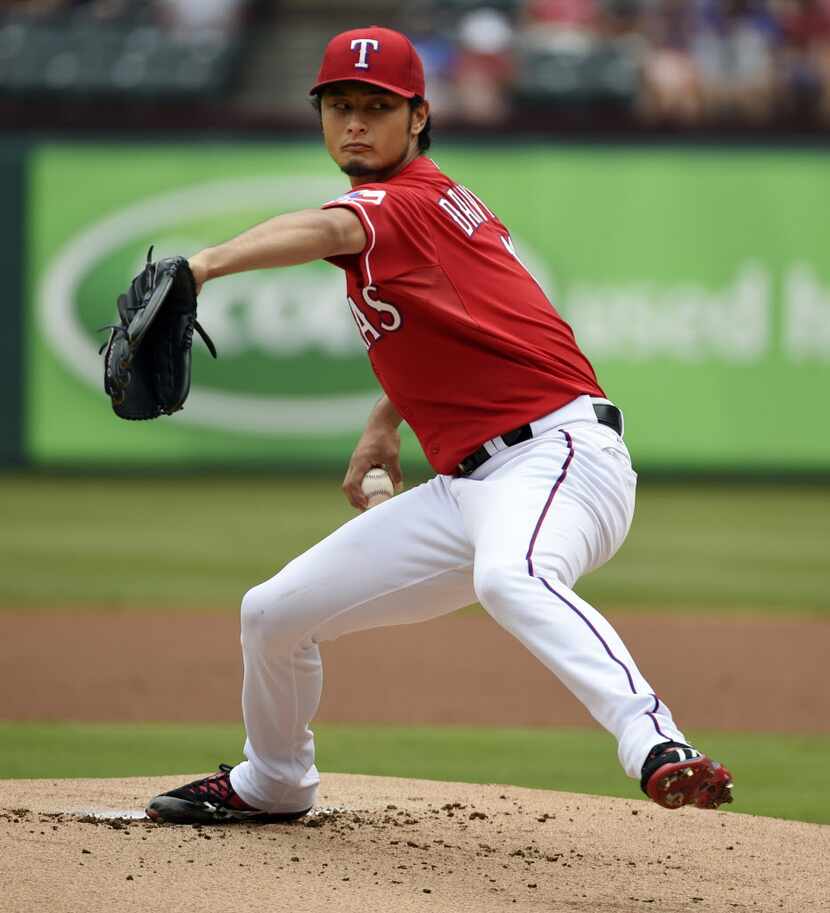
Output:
[456, 403, 623, 477]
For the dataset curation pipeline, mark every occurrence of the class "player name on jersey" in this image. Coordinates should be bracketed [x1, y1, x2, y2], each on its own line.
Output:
[438, 184, 495, 238]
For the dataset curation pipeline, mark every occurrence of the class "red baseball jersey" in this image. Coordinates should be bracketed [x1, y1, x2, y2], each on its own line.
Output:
[323, 155, 605, 474]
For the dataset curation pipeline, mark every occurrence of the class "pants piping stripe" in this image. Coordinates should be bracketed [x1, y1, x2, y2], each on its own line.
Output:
[537, 574, 638, 695]
[525, 429, 638, 696]
[525, 430, 575, 577]
[646, 711, 670, 740]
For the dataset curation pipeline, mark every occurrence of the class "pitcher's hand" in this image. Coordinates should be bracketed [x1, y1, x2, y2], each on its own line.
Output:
[343, 423, 403, 510]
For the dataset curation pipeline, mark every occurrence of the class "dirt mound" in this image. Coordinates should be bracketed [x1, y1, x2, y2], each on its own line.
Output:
[1, 774, 827, 912]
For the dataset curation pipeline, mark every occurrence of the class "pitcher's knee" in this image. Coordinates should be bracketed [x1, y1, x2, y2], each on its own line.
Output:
[473, 560, 531, 611]
[240, 579, 305, 650]
[474, 559, 571, 620]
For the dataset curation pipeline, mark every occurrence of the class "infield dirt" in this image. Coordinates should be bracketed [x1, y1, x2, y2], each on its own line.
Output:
[2, 611, 828, 731]
[3, 772, 828, 913]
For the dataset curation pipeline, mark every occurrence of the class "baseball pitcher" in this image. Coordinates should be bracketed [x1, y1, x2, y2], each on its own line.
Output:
[144, 27, 733, 824]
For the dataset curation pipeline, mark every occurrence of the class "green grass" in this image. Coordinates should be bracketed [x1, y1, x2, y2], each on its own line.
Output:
[1, 722, 827, 825]
[0, 475, 828, 614]
[585, 483, 830, 613]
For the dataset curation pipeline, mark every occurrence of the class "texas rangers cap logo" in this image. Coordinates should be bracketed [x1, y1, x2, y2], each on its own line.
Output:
[350, 37, 380, 70]
[310, 26, 426, 99]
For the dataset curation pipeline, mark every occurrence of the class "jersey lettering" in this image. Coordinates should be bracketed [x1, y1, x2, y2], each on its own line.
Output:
[437, 184, 494, 238]
[438, 197, 475, 236]
[362, 285, 402, 331]
[452, 185, 494, 221]
[348, 296, 381, 349]
[347, 286, 403, 349]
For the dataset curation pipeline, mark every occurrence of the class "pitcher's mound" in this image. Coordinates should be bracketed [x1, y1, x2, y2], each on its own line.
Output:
[1, 773, 826, 912]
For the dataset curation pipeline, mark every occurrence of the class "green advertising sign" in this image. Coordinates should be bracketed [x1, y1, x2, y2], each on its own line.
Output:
[28, 143, 830, 470]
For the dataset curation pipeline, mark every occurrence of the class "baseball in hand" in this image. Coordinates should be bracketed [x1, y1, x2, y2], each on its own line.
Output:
[361, 467, 395, 508]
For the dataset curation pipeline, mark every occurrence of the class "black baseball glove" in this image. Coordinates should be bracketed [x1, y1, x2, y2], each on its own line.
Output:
[100, 247, 217, 420]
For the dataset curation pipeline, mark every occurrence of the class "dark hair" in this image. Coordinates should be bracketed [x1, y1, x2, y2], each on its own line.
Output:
[311, 91, 432, 152]
[412, 97, 432, 152]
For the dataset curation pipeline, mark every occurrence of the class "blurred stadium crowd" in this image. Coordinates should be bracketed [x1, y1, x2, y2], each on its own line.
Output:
[414, 0, 830, 128]
[0, 0, 251, 99]
[1, 0, 829, 132]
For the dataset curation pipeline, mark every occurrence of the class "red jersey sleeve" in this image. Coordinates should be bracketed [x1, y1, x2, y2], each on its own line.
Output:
[322, 186, 436, 285]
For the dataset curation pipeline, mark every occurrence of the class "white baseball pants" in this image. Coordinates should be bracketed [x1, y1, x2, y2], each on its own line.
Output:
[230, 395, 687, 813]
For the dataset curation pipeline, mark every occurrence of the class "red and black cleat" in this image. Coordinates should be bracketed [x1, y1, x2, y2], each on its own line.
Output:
[145, 764, 311, 824]
[641, 743, 734, 810]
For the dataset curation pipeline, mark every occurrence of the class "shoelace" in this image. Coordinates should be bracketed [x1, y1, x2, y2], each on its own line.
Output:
[192, 764, 235, 801]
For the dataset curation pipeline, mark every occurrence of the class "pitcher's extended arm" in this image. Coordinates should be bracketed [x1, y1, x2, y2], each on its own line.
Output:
[188, 207, 366, 293]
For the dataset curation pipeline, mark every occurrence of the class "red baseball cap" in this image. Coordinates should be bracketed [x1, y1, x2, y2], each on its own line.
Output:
[310, 26, 425, 99]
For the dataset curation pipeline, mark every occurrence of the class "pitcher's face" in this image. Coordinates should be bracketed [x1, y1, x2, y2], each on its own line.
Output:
[320, 82, 426, 181]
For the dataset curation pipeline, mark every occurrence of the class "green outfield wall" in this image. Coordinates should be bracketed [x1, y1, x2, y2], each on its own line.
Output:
[18, 142, 830, 471]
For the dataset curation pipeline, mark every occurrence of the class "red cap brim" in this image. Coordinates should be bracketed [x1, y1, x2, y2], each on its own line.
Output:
[310, 76, 416, 99]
